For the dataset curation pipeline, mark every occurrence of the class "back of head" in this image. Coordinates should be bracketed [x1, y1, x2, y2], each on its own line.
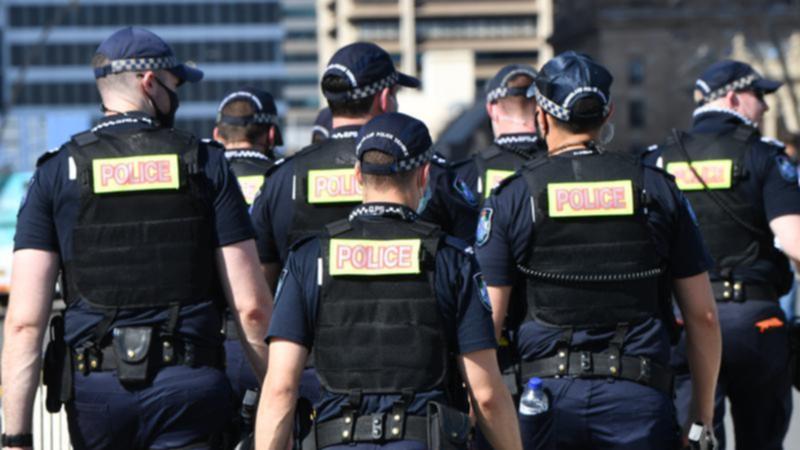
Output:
[486, 64, 538, 118]
[215, 88, 282, 148]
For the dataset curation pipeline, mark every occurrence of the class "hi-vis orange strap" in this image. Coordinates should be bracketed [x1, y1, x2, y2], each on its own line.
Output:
[307, 168, 362, 204]
[329, 239, 421, 276]
[547, 179, 634, 218]
[237, 175, 264, 205]
[755, 316, 784, 333]
[93, 154, 180, 194]
[666, 159, 733, 191]
[484, 169, 514, 198]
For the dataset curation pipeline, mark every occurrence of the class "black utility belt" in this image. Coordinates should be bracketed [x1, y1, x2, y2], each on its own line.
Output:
[711, 280, 776, 303]
[308, 402, 469, 450]
[225, 317, 239, 340]
[522, 351, 673, 395]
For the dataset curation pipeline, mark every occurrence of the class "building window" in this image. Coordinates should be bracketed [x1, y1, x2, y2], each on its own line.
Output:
[629, 57, 645, 86]
[629, 99, 646, 129]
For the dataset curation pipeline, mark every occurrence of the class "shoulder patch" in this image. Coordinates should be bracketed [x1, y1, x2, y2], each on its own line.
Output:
[476, 207, 493, 247]
[473, 273, 492, 312]
[761, 136, 786, 148]
[775, 154, 798, 183]
[452, 177, 478, 206]
[36, 147, 62, 167]
[431, 151, 448, 166]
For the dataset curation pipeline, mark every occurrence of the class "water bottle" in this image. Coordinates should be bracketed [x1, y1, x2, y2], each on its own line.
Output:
[519, 377, 549, 416]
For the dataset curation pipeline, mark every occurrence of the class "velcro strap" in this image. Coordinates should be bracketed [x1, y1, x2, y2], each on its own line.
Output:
[711, 281, 776, 303]
[521, 353, 673, 395]
[314, 415, 427, 448]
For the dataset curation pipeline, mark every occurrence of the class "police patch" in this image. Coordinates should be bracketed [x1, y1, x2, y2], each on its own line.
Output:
[453, 178, 478, 206]
[476, 208, 493, 247]
[775, 155, 798, 183]
[474, 273, 492, 312]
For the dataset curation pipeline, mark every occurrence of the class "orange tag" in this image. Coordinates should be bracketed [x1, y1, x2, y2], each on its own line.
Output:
[666, 160, 733, 191]
[307, 168, 362, 204]
[547, 180, 634, 217]
[237, 175, 263, 205]
[93, 154, 180, 194]
[755, 317, 784, 333]
[329, 239, 420, 276]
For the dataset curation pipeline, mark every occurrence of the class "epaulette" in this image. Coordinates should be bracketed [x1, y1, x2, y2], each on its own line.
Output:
[443, 235, 474, 255]
[288, 234, 317, 253]
[36, 146, 63, 168]
[646, 144, 659, 152]
[760, 136, 786, 149]
[200, 138, 226, 150]
[264, 156, 290, 176]
[431, 151, 448, 166]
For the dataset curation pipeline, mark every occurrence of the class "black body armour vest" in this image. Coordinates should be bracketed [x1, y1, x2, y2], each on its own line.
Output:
[315, 218, 449, 397]
[519, 150, 664, 328]
[289, 138, 359, 247]
[474, 145, 531, 200]
[64, 128, 216, 310]
[227, 151, 273, 205]
[660, 127, 787, 283]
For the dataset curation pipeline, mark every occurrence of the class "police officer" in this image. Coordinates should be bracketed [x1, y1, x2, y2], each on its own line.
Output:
[476, 51, 722, 449]
[311, 107, 333, 144]
[648, 60, 800, 450]
[0, 27, 271, 450]
[254, 113, 522, 450]
[251, 42, 420, 290]
[213, 87, 282, 206]
[421, 64, 545, 243]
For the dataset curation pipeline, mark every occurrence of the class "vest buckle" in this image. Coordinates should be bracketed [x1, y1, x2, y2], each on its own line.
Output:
[579, 351, 592, 374]
[637, 357, 652, 384]
[370, 413, 386, 440]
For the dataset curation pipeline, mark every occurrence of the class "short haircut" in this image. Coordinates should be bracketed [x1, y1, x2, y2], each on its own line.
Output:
[494, 73, 536, 117]
[360, 150, 417, 190]
[550, 96, 607, 134]
[323, 75, 379, 117]
[216, 99, 271, 144]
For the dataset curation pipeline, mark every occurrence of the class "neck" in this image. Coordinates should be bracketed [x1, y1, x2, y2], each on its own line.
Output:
[492, 118, 536, 137]
[101, 97, 154, 117]
[546, 130, 598, 155]
[332, 115, 371, 129]
[223, 141, 262, 152]
[362, 189, 419, 210]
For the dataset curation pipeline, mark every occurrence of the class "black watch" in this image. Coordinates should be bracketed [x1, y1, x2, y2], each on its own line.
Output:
[1, 433, 33, 447]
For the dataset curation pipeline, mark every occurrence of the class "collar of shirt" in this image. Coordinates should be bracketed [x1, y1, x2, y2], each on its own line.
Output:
[348, 202, 419, 222]
[329, 125, 361, 140]
[224, 149, 271, 161]
[91, 111, 157, 133]
[691, 105, 757, 134]
[494, 132, 540, 154]
[551, 145, 600, 158]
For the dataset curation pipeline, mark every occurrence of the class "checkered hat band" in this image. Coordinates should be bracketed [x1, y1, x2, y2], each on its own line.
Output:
[487, 87, 509, 103]
[397, 147, 433, 171]
[347, 72, 399, 100]
[108, 56, 177, 74]
[534, 90, 571, 121]
[217, 113, 277, 126]
[699, 74, 758, 103]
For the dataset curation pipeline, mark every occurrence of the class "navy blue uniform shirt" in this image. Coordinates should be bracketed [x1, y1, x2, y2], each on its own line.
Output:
[420, 133, 543, 243]
[645, 109, 800, 286]
[251, 125, 360, 266]
[15, 112, 255, 348]
[267, 203, 497, 422]
[476, 148, 713, 365]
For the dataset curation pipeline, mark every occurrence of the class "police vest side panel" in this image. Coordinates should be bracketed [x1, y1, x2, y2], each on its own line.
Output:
[289, 140, 360, 247]
[64, 128, 216, 309]
[315, 219, 449, 396]
[519, 151, 664, 328]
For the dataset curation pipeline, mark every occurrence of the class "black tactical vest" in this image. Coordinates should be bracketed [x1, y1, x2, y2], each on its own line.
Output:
[660, 127, 783, 278]
[519, 150, 664, 328]
[315, 218, 449, 396]
[474, 136, 544, 200]
[226, 150, 273, 205]
[64, 127, 216, 310]
[288, 137, 360, 247]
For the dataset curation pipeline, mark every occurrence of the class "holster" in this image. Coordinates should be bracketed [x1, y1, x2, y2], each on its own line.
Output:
[294, 397, 314, 450]
[112, 326, 154, 385]
[790, 319, 800, 391]
[427, 402, 470, 450]
[43, 314, 72, 413]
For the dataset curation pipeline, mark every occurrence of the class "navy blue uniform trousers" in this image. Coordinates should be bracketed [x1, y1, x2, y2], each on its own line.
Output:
[519, 378, 678, 450]
[673, 300, 792, 450]
[66, 365, 232, 450]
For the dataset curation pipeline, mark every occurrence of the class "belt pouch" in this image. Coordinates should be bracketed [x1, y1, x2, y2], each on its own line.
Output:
[112, 326, 154, 385]
[427, 402, 470, 450]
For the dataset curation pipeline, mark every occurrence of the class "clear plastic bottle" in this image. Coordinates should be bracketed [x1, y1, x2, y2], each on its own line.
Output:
[519, 377, 549, 416]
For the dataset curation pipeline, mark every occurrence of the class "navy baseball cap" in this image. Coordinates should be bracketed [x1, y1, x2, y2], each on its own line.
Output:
[216, 87, 282, 145]
[485, 64, 538, 103]
[94, 27, 203, 84]
[312, 107, 333, 141]
[694, 60, 782, 105]
[527, 51, 612, 122]
[322, 42, 420, 101]
[356, 112, 432, 175]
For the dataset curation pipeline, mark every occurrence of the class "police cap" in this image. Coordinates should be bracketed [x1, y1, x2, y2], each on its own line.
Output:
[356, 112, 432, 175]
[321, 42, 420, 101]
[694, 59, 782, 105]
[216, 87, 283, 145]
[527, 51, 612, 123]
[485, 64, 538, 103]
[94, 27, 203, 84]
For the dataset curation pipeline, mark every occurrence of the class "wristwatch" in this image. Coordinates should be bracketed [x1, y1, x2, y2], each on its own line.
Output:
[1, 433, 33, 447]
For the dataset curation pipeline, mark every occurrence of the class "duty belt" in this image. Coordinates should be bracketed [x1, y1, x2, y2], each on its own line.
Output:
[711, 280, 776, 303]
[312, 414, 427, 448]
[72, 338, 223, 373]
[521, 351, 673, 395]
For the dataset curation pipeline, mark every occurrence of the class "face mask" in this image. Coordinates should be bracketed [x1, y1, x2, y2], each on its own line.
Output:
[534, 109, 546, 141]
[148, 76, 180, 128]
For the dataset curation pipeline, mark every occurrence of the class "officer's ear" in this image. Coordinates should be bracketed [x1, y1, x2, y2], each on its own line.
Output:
[604, 102, 616, 123]
[354, 161, 365, 186]
[725, 90, 740, 109]
[266, 126, 277, 150]
[212, 127, 223, 144]
[419, 162, 430, 191]
[378, 87, 398, 113]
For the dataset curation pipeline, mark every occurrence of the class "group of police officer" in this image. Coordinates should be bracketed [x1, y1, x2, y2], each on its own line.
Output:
[1, 24, 799, 450]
